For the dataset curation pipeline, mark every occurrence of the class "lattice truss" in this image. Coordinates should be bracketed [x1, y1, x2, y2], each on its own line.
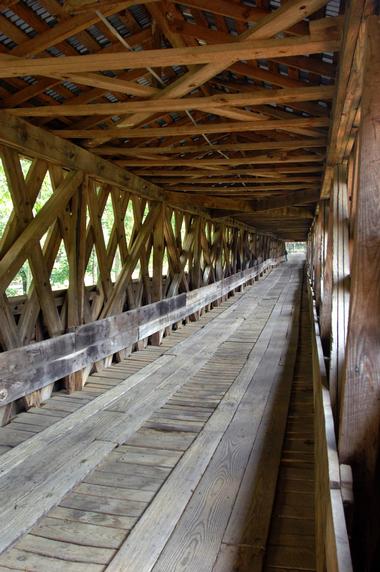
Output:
[0, 0, 342, 240]
[0, 147, 280, 355]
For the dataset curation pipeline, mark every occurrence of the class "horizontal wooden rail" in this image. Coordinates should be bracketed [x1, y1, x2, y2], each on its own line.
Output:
[307, 277, 353, 572]
[0, 258, 280, 406]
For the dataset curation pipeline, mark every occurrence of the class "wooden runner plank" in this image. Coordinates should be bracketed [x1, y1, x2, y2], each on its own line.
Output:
[73, 482, 154, 503]
[32, 517, 125, 549]
[0, 550, 104, 572]
[48, 507, 136, 530]
[112, 446, 182, 468]
[152, 269, 301, 572]
[59, 492, 146, 517]
[105, 264, 300, 572]
[15, 535, 115, 565]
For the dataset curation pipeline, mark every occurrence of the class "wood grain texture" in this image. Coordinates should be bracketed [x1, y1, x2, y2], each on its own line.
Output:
[105, 262, 302, 572]
[0, 266, 282, 557]
[0, 259, 276, 406]
[338, 16, 380, 571]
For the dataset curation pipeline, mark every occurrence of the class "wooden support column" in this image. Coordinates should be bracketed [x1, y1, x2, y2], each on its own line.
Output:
[320, 198, 334, 352]
[313, 211, 323, 310]
[150, 203, 165, 345]
[329, 165, 350, 417]
[339, 17, 380, 572]
[189, 218, 202, 321]
[65, 179, 89, 391]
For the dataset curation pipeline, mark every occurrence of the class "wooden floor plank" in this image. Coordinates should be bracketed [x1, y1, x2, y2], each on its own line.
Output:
[48, 506, 136, 530]
[0, 285, 227, 456]
[0, 550, 104, 572]
[15, 535, 115, 565]
[111, 446, 182, 468]
[152, 267, 301, 572]
[0, 262, 311, 572]
[105, 265, 297, 572]
[59, 492, 146, 517]
[32, 516, 126, 549]
[0, 285, 258, 554]
[73, 481, 154, 503]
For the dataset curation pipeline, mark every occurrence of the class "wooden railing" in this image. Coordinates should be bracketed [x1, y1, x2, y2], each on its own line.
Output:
[0, 257, 281, 408]
[307, 277, 353, 572]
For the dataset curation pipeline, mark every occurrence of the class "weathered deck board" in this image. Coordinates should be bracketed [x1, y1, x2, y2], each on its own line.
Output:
[106, 263, 302, 572]
[0, 265, 282, 562]
[0, 261, 317, 572]
[151, 267, 301, 572]
[0, 287, 235, 454]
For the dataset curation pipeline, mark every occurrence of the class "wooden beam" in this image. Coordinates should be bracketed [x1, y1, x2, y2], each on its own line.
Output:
[95, 138, 327, 156]
[0, 113, 264, 239]
[320, 0, 368, 198]
[104, 0, 333, 138]
[138, 166, 323, 177]
[168, 14, 339, 76]
[54, 117, 330, 139]
[117, 155, 324, 168]
[62, 0, 160, 16]
[168, 183, 319, 192]
[173, 0, 268, 25]
[101, 207, 160, 317]
[62, 0, 160, 14]
[0, 110, 164, 202]
[9, 86, 335, 117]
[165, 188, 320, 213]
[250, 189, 321, 211]
[251, 207, 314, 219]
[10, 1, 156, 57]
[212, 206, 314, 219]
[53, 73, 159, 97]
[152, 177, 321, 185]
[0, 36, 340, 78]
[0, 58, 159, 99]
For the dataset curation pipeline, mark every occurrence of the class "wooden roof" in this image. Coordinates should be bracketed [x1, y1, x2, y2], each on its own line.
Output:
[0, 0, 345, 240]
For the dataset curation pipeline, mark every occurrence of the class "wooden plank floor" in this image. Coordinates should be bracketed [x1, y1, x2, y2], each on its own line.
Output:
[263, 277, 315, 572]
[0, 258, 315, 572]
[0, 297, 238, 456]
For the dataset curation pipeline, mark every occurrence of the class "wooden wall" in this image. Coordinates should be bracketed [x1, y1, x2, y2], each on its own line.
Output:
[307, 14, 380, 572]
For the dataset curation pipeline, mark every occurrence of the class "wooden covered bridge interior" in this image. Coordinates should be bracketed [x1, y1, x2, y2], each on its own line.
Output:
[0, 0, 378, 571]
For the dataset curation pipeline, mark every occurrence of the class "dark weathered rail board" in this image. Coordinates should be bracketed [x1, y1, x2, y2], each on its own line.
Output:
[0, 260, 277, 406]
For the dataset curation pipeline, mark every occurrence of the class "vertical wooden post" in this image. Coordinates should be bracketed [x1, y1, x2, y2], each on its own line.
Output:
[65, 180, 88, 391]
[151, 203, 165, 345]
[320, 198, 334, 352]
[329, 165, 350, 417]
[189, 218, 201, 320]
[313, 211, 323, 310]
[339, 17, 380, 571]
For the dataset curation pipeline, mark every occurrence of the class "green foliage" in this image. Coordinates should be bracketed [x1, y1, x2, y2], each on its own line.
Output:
[100, 193, 114, 245]
[124, 201, 134, 246]
[286, 241, 307, 253]
[50, 241, 69, 291]
[0, 160, 13, 241]
[32, 168, 53, 216]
